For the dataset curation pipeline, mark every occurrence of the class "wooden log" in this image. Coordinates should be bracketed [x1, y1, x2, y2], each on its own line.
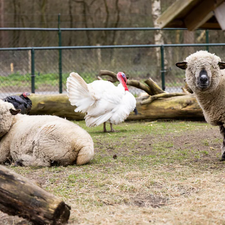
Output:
[29, 94, 204, 121]
[0, 165, 70, 224]
[128, 94, 204, 121]
[30, 94, 85, 120]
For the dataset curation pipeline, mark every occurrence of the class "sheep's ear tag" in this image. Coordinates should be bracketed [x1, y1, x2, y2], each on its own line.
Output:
[176, 62, 187, 70]
[218, 62, 225, 70]
[10, 108, 21, 115]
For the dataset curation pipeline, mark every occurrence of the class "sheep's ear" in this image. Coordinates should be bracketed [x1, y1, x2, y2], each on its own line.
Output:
[218, 62, 225, 70]
[10, 108, 21, 115]
[176, 62, 187, 70]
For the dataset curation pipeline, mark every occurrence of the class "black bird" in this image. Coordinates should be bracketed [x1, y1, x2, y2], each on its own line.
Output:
[3, 92, 32, 114]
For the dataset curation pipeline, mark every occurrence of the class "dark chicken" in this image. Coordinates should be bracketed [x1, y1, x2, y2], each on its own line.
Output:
[3, 92, 32, 114]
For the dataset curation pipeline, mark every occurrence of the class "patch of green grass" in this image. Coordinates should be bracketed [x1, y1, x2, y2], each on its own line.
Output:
[6, 120, 225, 225]
[0, 72, 97, 88]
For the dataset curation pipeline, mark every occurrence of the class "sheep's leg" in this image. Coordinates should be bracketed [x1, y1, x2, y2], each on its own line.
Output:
[219, 125, 225, 160]
[110, 123, 115, 132]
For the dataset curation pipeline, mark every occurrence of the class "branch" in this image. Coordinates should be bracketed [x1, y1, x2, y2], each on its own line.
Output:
[98, 70, 189, 100]
[144, 78, 165, 95]
[141, 93, 187, 105]
[126, 80, 153, 96]
[99, 70, 158, 95]
[99, 70, 118, 82]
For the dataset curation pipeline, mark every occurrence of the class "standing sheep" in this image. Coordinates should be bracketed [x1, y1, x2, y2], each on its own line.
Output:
[0, 100, 94, 166]
[176, 50, 225, 160]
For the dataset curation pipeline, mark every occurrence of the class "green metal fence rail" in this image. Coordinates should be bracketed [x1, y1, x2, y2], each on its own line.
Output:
[1, 26, 224, 96]
[1, 42, 225, 93]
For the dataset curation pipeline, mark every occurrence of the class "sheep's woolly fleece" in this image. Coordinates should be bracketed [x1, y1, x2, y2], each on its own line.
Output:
[185, 50, 221, 69]
[184, 51, 225, 94]
[0, 100, 94, 166]
[177, 50, 225, 160]
[180, 51, 225, 126]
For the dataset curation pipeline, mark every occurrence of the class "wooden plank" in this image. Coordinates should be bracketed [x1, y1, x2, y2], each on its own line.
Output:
[214, 2, 225, 30]
[184, 0, 224, 30]
[200, 22, 221, 30]
[156, 0, 196, 28]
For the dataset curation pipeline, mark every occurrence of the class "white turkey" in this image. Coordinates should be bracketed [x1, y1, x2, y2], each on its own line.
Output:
[66, 72, 137, 132]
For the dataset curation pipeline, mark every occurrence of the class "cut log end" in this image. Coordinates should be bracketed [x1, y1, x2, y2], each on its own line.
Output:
[0, 165, 71, 224]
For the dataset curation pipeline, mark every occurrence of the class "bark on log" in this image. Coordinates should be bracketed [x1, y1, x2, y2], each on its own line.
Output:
[28, 72, 203, 121]
[29, 94, 204, 121]
[128, 94, 204, 121]
[0, 165, 70, 225]
[30, 94, 85, 120]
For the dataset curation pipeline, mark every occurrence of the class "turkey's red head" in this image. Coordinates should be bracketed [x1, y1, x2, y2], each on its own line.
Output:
[117, 72, 129, 91]
[22, 92, 30, 98]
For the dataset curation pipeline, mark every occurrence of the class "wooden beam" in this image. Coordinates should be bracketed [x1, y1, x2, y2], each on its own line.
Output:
[184, 0, 224, 30]
[214, 2, 225, 30]
[156, 0, 196, 28]
[166, 19, 185, 28]
[200, 22, 221, 29]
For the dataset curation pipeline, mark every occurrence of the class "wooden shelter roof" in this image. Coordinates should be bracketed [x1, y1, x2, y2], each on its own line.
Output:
[156, 0, 225, 30]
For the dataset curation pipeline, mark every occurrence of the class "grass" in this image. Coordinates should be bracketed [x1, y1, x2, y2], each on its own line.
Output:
[3, 120, 225, 224]
[0, 72, 99, 88]
[0, 72, 183, 94]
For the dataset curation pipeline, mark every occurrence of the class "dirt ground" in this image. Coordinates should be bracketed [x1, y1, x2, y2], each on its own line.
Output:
[0, 121, 224, 225]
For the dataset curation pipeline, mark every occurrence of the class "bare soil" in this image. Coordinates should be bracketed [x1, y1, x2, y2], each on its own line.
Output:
[0, 121, 224, 225]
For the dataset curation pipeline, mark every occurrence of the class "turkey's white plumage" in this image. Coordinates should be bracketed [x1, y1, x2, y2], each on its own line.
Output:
[66, 72, 136, 131]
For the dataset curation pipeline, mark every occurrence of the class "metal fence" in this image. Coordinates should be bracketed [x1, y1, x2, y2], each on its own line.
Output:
[0, 27, 225, 98]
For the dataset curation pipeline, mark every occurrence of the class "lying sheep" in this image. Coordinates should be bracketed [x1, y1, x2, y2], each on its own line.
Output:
[176, 50, 225, 160]
[0, 100, 94, 166]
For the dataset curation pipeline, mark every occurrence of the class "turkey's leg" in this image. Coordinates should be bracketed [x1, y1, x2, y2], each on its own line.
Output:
[110, 123, 115, 132]
[103, 122, 107, 132]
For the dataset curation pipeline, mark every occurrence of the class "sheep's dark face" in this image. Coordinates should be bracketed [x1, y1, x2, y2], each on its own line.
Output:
[197, 69, 210, 90]
[176, 62, 214, 92]
[176, 51, 225, 93]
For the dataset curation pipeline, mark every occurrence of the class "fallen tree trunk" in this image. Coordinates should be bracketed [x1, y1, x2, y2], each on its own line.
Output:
[128, 94, 204, 121]
[29, 93, 204, 121]
[0, 165, 70, 224]
[30, 94, 84, 120]
[29, 71, 204, 121]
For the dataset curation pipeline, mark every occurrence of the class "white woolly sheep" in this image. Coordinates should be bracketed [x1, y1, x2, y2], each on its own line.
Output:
[176, 50, 225, 160]
[0, 100, 94, 166]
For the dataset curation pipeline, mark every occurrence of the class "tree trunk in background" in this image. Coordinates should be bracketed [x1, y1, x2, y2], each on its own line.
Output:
[151, 0, 165, 68]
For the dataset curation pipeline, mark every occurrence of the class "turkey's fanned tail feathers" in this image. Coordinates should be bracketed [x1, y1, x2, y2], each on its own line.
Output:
[67, 72, 94, 113]
[67, 71, 137, 130]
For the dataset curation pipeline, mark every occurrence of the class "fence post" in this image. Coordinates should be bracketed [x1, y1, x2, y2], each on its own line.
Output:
[160, 45, 165, 91]
[31, 48, 35, 93]
[206, 29, 209, 52]
[58, 14, 62, 93]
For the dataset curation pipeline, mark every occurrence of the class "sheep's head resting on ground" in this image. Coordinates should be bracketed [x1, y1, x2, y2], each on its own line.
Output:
[0, 100, 20, 137]
[176, 50, 225, 93]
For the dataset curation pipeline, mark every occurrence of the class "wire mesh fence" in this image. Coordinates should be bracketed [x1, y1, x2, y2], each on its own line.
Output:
[0, 28, 225, 98]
